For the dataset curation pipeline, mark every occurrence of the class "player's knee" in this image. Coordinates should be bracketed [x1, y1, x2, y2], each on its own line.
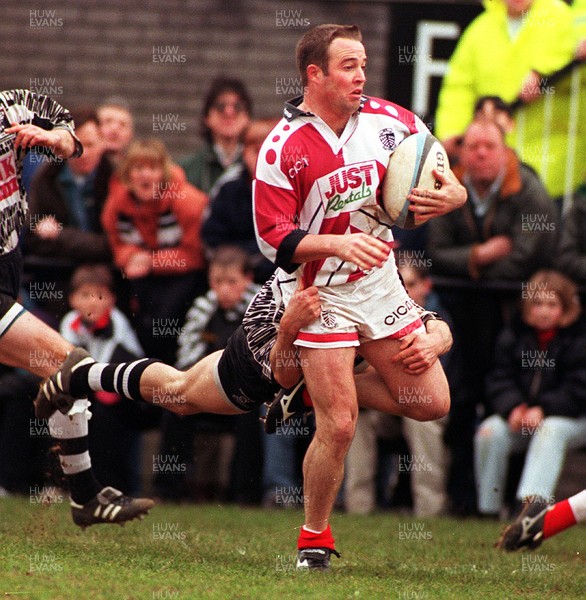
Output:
[327, 412, 357, 451]
[411, 392, 450, 422]
[155, 371, 193, 416]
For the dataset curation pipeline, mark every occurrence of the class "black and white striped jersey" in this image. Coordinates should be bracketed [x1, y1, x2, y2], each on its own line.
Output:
[0, 89, 81, 256]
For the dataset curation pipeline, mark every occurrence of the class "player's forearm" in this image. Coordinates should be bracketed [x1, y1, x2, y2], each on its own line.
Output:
[291, 234, 339, 263]
[270, 319, 303, 389]
[52, 128, 77, 158]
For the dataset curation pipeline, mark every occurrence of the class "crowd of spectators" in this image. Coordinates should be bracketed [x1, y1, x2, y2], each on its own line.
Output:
[1, 0, 585, 518]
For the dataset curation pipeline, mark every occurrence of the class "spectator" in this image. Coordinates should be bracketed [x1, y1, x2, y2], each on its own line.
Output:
[475, 270, 586, 517]
[201, 119, 278, 284]
[24, 107, 113, 320]
[60, 264, 148, 494]
[101, 138, 208, 363]
[399, 263, 456, 517]
[435, 0, 579, 202]
[179, 77, 252, 193]
[428, 120, 556, 283]
[343, 263, 457, 516]
[154, 246, 259, 502]
[393, 95, 516, 262]
[97, 97, 135, 166]
[427, 119, 557, 514]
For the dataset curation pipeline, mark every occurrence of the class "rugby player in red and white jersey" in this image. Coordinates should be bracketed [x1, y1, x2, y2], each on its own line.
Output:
[253, 24, 467, 569]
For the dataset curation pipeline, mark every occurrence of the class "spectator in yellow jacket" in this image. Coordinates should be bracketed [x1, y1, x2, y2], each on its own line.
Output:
[435, 0, 581, 202]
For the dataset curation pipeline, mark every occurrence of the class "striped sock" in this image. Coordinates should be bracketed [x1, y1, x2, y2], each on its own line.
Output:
[48, 401, 101, 505]
[543, 490, 586, 539]
[70, 358, 160, 402]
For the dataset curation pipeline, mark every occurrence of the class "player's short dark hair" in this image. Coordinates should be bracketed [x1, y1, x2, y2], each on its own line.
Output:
[209, 246, 253, 275]
[69, 264, 114, 294]
[200, 77, 252, 143]
[296, 24, 362, 88]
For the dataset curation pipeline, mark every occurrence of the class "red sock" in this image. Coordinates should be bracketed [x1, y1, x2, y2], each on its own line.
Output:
[297, 524, 336, 551]
[543, 499, 577, 539]
[302, 388, 313, 408]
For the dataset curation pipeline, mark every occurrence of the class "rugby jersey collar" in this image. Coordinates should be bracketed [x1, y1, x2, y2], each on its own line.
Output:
[283, 95, 367, 122]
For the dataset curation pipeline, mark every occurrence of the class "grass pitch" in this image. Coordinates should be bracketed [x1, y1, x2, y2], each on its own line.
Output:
[0, 497, 584, 599]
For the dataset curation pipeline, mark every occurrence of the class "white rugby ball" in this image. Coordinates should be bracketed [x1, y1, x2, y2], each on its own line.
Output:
[382, 132, 449, 229]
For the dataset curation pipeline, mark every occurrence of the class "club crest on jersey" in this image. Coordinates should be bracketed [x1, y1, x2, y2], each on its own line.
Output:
[320, 309, 338, 329]
[378, 128, 396, 151]
[321, 161, 377, 215]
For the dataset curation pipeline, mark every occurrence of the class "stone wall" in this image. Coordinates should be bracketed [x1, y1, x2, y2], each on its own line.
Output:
[1, 0, 390, 157]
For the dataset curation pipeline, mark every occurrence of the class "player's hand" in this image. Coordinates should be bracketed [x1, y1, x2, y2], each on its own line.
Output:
[5, 123, 76, 158]
[124, 251, 152, 279]
[34, 216, 61, 240]
[408, 169, 467, 220]
[332, 233, 390, 270]
[280, 282, 321, 335]
[390, 331, 439, 374]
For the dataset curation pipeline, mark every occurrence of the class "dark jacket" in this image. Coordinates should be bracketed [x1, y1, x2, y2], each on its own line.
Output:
[556, 186, 586, 284]
[25, 154, 113, 263]
[427, 149, 557, 281]
[201, 164, 275, 283]
[486, 315, 586, 420]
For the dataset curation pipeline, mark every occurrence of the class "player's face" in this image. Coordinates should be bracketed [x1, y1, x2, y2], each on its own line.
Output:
[460, 124, 506, 189]
[205, 91, 250, 144]
[321, 38, 366, 117]
[209, 264, 252, 311]
[69, 283, 115, 325]
[128, 160, 165, 202]
[98, 106, 134, 153]
[525, 294, 564, 331]
[69, 121, 103, 175]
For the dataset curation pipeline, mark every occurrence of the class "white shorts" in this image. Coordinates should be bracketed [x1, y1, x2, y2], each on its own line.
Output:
[277, 258, 423, 349]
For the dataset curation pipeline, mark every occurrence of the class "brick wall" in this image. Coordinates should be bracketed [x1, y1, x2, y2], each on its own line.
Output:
[1, 0, 390, 158]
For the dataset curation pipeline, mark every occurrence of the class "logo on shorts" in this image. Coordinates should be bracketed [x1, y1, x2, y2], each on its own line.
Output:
[378, 128, 396, 151]
[384, 298, 416, 326]
[320, 309, 337, 329]
[233, 391, 255, 408]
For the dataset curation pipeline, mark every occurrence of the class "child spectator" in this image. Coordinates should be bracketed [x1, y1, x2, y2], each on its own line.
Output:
[101, 138, 208, 363]
[154, 246, 260, 502]
[475, 270, 586, 518]
[60, 264, 150, 494]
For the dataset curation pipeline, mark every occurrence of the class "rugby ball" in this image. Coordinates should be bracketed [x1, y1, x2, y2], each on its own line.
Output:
[382, 132, 449, 229]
